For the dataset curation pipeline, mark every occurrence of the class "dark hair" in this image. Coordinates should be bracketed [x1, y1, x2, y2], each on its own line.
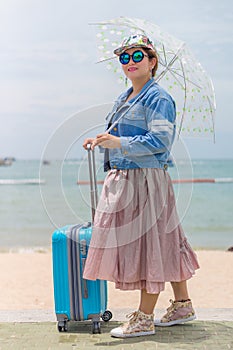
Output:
[143, 48, 159, 77]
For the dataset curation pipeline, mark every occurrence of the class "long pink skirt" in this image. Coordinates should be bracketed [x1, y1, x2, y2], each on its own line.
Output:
[83, 168, 199, 294]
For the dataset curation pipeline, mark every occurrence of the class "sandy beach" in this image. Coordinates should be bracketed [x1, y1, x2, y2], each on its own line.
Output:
[0, 250, 233, 311]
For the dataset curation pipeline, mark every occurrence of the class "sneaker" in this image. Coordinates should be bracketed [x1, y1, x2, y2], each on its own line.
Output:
[154, 299, 196, 327]
[110, 310, 155, 338]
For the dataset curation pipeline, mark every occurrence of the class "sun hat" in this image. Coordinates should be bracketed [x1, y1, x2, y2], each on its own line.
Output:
[114, 34, 156, 55]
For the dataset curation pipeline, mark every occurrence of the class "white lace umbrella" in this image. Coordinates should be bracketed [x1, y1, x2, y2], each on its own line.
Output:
[91, 16, 216, 140]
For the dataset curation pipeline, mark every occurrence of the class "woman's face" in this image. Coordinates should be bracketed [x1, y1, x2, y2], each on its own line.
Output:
[121, 48, 156, 82]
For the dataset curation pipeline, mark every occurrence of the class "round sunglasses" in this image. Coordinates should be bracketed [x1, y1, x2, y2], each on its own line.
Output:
[119, 50, 149, 65]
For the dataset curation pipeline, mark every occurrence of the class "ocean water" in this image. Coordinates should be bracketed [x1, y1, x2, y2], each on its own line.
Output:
[0, 158, 232, 251]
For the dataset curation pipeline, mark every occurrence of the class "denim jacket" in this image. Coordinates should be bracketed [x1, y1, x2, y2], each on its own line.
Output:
[103, 78, 176, 171]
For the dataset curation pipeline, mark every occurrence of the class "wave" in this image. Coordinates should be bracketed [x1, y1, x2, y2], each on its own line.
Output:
[0, 179, 45, 185]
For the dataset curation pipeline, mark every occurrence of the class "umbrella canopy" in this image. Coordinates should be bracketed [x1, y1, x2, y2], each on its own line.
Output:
[92, 16, 216, 140]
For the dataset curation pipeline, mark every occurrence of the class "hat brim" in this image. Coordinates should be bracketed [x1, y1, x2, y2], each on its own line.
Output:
[114, 44, 154, 56]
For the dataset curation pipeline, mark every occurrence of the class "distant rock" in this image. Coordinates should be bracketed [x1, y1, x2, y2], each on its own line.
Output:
[42, 160, 51, 165]
[227, 246, 233, 252]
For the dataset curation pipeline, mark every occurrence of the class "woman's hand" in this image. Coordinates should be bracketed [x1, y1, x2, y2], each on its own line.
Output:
[83, 138, 95, 150]
[91, 133, 121, 150]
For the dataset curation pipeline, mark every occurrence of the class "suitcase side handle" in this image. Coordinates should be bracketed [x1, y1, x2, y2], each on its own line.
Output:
[87, 144, 98, 223]
[81, 258, 88, 299]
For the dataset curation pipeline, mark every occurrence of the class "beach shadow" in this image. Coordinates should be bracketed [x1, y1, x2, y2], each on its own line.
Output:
[59, 320, 233, 349]
[93, 323, 208, 347]
[92, 321, 233, 348]
[64, 320, 119, 334]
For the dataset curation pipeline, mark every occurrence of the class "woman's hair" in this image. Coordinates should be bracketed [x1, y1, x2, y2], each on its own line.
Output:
[143, 48, 159, 77]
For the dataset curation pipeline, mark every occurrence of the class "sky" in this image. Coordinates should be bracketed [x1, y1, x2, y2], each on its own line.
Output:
[0, 0, 233, 160]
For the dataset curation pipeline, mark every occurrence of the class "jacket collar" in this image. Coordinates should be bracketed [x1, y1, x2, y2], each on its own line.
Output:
[119, 78, 155, 104]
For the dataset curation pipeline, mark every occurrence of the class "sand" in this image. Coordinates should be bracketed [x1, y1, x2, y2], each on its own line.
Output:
[0, 250, 233, 311]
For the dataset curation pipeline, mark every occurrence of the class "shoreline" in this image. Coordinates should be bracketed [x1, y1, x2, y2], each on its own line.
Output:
[0, 246, 232, 254]
[1, 250, 233, 310]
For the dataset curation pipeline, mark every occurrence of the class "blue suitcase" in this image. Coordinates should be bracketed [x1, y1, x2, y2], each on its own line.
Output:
[52, 146, 112, 333]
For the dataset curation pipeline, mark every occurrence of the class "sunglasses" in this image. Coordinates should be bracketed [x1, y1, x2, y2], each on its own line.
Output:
[119, 50, 149, 65]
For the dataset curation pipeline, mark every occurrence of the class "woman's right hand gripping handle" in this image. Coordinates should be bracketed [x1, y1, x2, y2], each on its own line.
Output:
[83, 138, 95, 150]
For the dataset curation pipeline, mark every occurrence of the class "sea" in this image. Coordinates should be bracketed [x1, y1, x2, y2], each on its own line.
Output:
[0, 158, 232, 252]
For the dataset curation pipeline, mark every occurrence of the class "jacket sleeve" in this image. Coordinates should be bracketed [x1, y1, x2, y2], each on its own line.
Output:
[120, 97, 176, 157]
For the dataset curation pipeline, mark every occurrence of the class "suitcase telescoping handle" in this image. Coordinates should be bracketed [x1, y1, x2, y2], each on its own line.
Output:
[86, 144, 98, 223]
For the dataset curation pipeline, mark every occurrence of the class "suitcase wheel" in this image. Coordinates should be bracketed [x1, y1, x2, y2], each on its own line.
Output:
[92, 321, 101, 334]
[57, 320, 68, 332]
[101, 310, 113, 322]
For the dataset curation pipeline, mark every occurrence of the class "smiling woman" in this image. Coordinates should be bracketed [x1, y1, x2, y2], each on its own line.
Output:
[116, 36, 158, 93]
[118, 48, 158, 76]
[82, 33, 199, 339]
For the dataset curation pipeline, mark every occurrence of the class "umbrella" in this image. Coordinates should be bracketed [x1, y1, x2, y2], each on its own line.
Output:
[91, 16, 216, 140]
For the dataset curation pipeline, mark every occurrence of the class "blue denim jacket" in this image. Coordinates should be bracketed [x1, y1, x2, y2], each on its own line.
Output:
[104, 78, 176, 171]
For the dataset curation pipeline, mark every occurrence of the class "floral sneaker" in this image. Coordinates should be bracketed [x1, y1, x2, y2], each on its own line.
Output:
[110, 310, 155, 338]
[154, 299, 196, 327]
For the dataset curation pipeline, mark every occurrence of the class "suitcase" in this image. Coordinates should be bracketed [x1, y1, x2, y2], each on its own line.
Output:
[52, 145, 112, 333]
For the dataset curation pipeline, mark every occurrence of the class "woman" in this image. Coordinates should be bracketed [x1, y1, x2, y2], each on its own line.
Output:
[83, 34, 199, 338]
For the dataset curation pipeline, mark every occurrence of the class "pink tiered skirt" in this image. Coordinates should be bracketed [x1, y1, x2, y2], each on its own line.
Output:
[83, 168, 199, 294]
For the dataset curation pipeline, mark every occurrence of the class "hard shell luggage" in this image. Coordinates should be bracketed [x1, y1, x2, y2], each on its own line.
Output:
[52, 146, 112, 333]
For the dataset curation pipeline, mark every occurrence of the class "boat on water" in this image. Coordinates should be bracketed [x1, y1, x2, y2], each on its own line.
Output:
[0, 157, 16, 166]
